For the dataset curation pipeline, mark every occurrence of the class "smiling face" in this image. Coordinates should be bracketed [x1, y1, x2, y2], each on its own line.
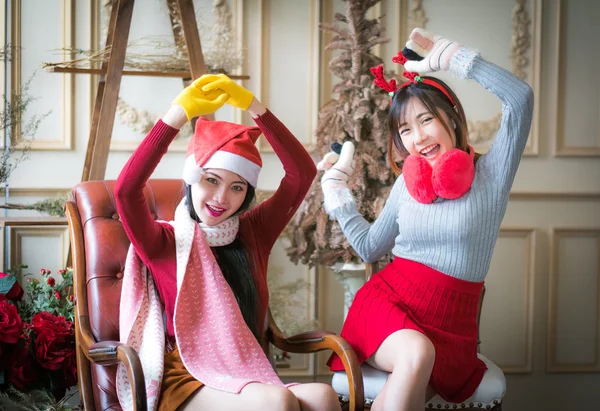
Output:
[398, 97, 457, 167]
[190, 168, 249, 226]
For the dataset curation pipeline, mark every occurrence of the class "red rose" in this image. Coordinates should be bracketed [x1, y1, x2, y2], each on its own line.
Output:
[31, 312, 72, 335]
[0, 301, 22, 343]
[32, 312, 74, 370]
[35, 332, 73, 370]
[47, 277, 56, 287]
[55, 291, 61, 300]
[0, 272, 24, 301]
[8, 340, 40, 390]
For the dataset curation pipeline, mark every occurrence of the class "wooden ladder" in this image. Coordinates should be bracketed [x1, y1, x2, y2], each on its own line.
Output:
[47, 0, 245, 181]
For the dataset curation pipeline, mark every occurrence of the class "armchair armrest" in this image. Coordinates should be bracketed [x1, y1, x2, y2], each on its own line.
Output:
[267, 310, 364, 411]
[85, 339, 148, 411]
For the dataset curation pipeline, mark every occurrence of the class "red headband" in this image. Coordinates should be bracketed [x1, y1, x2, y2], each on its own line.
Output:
[370, 52, 456, 107]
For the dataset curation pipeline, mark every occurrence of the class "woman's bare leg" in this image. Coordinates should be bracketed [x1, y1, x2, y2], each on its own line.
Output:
[366, 329, 435, 411]
[180, 382, 341, 411]
[180, 382, 300, 411]
[288, 383, 341, 411]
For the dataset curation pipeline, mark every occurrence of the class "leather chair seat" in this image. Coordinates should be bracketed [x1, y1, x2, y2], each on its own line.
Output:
[332, 353, 505, 409]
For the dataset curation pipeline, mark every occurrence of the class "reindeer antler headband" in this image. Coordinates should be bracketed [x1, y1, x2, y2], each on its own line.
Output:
[370, 51, 456, 106]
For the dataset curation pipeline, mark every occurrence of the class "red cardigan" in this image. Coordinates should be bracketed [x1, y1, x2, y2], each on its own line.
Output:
[114, 110, 316, 336]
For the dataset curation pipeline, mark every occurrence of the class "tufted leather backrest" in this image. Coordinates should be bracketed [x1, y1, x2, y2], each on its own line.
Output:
[70, 179, 183, 410]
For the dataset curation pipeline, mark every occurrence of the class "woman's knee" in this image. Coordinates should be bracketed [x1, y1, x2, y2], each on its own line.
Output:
[308, 383, 340, 409]
[290, 383, 341, 411]
[397, 333, 435, 372]
[264, 386, 301, 411]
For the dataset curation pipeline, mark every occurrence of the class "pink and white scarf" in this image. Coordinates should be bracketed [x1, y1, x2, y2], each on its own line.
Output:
[116, 199, 284, 411]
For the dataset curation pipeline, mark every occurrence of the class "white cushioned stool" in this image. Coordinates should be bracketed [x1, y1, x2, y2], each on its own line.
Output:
[332, 353, 504, 410]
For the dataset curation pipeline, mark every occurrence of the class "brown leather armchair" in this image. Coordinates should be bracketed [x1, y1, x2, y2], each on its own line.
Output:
[65, 179, 364, 411]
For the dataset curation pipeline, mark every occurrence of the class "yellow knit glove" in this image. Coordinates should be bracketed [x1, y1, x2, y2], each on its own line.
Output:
[200, 74, 254, 110]
[172, 76, 230, 120]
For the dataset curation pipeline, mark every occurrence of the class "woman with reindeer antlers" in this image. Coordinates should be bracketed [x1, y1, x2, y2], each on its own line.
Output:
[318, 28, 534, 411]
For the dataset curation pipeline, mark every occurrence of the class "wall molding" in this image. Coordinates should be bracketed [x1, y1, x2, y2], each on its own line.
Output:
[554, 0, 600, 157]
[548, 227, 600, 372]
[233, 0, 244, 126]
[394, 0, 410, 77]
[89, 0, 100, 123]
[0, 0, 5, 149]
[3, 187, 598, 201]
[509, 191, 600, 201]
[319, 0, 334, 108]
[11, 0, 75, 150]
[521, 0, 542, 156]
[0, 187, 71, 197]
[258, 0, 319, 153]
[257, 0, 271, 152]
[8, 225, 70, 270]
[494, 227, 536, 373]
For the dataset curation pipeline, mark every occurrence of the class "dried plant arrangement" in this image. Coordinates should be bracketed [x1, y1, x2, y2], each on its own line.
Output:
[42, 0, 243, 76]
[286, 0, 396, 268]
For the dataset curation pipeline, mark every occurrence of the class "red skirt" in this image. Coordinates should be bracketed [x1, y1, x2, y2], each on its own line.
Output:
[328, 257, 487, 403]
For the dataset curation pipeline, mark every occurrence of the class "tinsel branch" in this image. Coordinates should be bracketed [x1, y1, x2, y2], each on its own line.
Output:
[319, 22, 348, 38]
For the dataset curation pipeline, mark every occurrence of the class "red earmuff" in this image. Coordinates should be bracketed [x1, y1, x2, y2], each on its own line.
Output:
[403, 146, 475, 204]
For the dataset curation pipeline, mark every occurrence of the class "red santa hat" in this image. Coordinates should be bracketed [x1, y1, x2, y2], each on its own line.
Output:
[182, 117, 263, 187]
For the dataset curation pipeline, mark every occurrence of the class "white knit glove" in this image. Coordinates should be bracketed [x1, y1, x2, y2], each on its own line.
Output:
[403, 28, 479, 79]
[318, 141, 356, 215]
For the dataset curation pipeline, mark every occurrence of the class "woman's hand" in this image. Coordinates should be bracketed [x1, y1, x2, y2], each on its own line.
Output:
[200, 74, 255, 111]
[171, 76, 230, 121]
[403, 28, 463, 74]
[318, 142, 356, 214]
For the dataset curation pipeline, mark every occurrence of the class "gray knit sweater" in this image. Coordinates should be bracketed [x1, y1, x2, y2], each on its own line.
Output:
[330, 56, 534, 282]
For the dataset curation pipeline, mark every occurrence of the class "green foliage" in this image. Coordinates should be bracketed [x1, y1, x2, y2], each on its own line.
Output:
[10, 265, 75, 324]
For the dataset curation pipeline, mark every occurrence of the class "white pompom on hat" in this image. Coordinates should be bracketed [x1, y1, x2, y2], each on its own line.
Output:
[182, 117, 263, 187]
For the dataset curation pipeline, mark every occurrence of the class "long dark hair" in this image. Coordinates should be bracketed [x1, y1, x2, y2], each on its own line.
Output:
[184, 183, 261, 341]
[387, 77, 470, 176]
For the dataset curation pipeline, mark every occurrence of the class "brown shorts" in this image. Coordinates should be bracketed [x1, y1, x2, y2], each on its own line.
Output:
[158, 345, 203, 411]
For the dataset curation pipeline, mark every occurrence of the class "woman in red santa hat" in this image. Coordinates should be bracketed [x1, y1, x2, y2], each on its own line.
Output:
[319, 28, 534, 410]
[114, 74, 341, 411]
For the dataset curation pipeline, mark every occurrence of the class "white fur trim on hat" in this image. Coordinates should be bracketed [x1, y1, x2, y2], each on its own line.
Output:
[182, 151, 261, 187]
[182, 154, 205, 185]
[203, 150, 261, 187]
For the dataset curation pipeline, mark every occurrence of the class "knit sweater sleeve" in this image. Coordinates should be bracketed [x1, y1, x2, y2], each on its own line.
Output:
[329, 176, 403, 262]
[467, 55, 534, 190]
[244, 110, 317, 251]
[114, 120, 180, 266]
